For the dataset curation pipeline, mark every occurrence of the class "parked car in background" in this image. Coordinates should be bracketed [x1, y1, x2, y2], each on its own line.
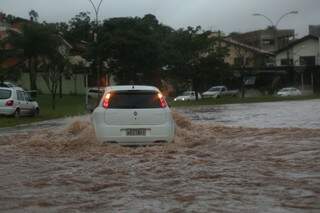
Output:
[0, 86, 39, 117]
[86, 87, 105, 112]
[277, 87, 302, 97]
[174, 91, 201, 101]
[202, 86, 239, 98]
[92, 85, 175, 145]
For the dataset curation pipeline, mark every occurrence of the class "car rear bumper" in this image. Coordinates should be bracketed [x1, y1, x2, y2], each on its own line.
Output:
[0, 107, 16, 115]
[93, 122, 175, 145]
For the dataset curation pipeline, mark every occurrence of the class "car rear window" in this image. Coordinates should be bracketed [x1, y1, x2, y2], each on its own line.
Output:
[0, 89, 12, 99]
[108, 90, 161, 109]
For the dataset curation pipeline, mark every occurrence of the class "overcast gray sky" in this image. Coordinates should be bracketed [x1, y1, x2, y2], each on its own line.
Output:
[1, 0, 319, 37]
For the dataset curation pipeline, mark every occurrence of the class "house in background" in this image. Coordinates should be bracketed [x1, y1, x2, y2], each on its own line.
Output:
[230, 27, 295, 53]
[209, 33, 274, 68]
[222, 37, 274, 68]
[309, 25, 320, 37]
[0, 13, 100, 95]
[275, 34, 320, 92]
[276, 35, 319, 67]
[0, 13, 25, 71]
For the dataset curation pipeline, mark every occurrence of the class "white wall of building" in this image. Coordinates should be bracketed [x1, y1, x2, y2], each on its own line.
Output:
[276, 38, 319, 66]
[17, 72, 117, 95]
[18, 72, 87, 95]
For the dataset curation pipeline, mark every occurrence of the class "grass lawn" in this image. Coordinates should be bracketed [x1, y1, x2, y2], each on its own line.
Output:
[169, 95, 320, 108]
[0, 95, 86, 128]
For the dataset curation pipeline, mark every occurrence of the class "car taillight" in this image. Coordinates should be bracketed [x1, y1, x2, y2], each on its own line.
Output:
[5, 100, 14, 106]
[158, 93, 167, 108]
[103, 93, 111, 108]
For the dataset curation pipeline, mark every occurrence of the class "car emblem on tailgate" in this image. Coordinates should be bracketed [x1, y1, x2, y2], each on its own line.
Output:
[133, 111, 138, 116]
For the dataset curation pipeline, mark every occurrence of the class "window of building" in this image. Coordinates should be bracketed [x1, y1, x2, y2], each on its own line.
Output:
[245, 58, 253, 66]
[299, 56, 316, 66]
[234, 57, 244, 66]
[262, 39, 275, 46]
[280, 58, 293, 66]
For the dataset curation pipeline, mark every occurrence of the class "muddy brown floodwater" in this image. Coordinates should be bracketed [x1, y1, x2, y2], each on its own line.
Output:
[0, 111, 320, 213]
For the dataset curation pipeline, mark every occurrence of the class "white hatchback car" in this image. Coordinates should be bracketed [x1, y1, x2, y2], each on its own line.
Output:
[174, 91, 201, 101]
[0, 86, 40, 117]
[277, 87, 302, 97]
[92, 85, 175, 145]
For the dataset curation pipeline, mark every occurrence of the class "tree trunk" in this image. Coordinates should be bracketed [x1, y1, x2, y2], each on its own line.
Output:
[107, 72, 111, 86]
[74, 74, 78, 95]
[29, 57, 37, 92]
[52, 92, 56, 110]
[59, 67, 63, 98]
[241, 73, 245, 98]
[192, 78, 199, 101]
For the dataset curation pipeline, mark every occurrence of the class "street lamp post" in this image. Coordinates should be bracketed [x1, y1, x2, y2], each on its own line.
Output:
[253, 11, 298, 51]
[87, 0, 104, 107]
[86, 0, 103, 110]
[88, 0, 104, 26]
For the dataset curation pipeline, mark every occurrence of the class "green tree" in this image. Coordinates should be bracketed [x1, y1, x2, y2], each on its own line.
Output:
[38, 24, 67, 109]
[41, 52, 67, 109]
[9, 22, 56, 91]
[67, 12, 92, 43]
[165, 27, 229, 100]
[29, 10, 39, 22]
[96, 15, 173, 85]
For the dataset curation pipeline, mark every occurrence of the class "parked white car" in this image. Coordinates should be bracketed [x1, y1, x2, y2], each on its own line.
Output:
[277, 87, 302, 97]
[174, 91, 201, 101]
[86, 87, 105, 112]
[0, 86, 39, 117]
[202, 86, 239, 98]
[92, 85, 175, 145]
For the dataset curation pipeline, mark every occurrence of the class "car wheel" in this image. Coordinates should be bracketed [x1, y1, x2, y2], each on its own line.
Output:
[14, 108, 20, 118]
[32, 108, 40, 117]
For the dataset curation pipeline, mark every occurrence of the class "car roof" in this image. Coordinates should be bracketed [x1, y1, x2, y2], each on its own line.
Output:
[282, 87, 298, 90]
[88, 87, 106, 91]
[0, 86, 14, 91]
[210, 86, 225, 88]
[0, 86, 24, 91]
[105, 85, 159, 92]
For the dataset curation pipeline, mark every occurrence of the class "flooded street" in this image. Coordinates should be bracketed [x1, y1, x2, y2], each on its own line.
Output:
[179, 99, 320, 129]
[0, 100, 320, 212]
